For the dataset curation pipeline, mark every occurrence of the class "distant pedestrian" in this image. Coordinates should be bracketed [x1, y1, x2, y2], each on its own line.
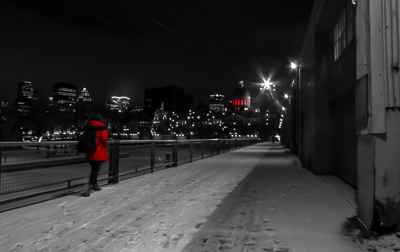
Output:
[272, 136, 275, 144]
[83, 114, 108, 197]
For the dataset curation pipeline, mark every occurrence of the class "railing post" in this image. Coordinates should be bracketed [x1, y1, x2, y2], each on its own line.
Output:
[173, 140, 178, 167]
[108, 142, 120, 184]
[217, 139, 220, 155]
[201, 142, 204, 159]
[150, 142, 155, 173]
[235, 139, 237, 150]
[210, 141, 214, 156]
[190, 142, 193, 162]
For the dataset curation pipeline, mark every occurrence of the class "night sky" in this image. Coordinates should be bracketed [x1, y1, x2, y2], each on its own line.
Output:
[0, 0, 314, 108]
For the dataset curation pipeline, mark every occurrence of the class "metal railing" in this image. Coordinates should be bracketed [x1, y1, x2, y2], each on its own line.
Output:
[0, 138, 259, 212]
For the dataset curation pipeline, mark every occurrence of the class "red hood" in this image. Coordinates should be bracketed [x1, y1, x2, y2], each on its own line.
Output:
[89, 120, 105, 127]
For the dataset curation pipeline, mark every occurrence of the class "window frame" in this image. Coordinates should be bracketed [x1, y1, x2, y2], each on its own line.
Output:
[333, 2, 356, 61]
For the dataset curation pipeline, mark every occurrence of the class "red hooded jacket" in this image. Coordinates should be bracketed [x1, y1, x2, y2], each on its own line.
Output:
[85, 120, 109, 161]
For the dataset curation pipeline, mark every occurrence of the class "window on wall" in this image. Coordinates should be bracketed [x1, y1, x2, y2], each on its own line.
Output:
[334, 2, 356, 61]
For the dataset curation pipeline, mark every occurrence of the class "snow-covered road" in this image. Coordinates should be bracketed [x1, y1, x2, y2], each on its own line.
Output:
[0, 143, 391, 252]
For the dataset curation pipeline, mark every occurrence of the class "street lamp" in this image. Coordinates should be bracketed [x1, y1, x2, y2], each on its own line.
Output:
[289, 61, 301, 155]
[260, 78, 273, 90]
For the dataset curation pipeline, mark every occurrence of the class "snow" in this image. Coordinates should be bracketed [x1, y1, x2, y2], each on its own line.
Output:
[0, 143, 399, 252]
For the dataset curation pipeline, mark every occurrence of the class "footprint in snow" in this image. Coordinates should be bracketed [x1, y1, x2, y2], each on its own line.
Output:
[59, 201, 68, 207]
[263, 228, 276, 237]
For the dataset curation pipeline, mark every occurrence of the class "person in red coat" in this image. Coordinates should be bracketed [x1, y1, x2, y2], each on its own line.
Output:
[83, 114, 109, 197]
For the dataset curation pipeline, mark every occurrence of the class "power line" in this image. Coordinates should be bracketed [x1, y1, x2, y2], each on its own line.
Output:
[118, 0, 201, 50]
[63, 0, 248, 81]
[62, 0, 160, 47]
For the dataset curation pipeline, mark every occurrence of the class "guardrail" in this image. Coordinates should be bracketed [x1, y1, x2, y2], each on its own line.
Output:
[0, 138, 259, 212]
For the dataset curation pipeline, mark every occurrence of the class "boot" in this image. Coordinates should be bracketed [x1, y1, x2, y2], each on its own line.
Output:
[92, 184, 101, 192]
[83, 184, 91, 197]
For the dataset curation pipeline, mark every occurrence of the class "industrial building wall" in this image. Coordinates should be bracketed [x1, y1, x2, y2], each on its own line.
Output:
[356, 0, 400, 228]
[298, 0, 357, 182]
[312, 33, 333, 175]
[374, 110, 400, 226]
[297, 0, 322, 173]
[300, 75, 315, 172]
[331, 87, 357, 187]
[373, 0, 400, 228]
[328, 39, 357, 187]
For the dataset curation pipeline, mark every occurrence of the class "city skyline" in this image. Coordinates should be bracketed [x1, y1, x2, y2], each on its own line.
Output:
[0, 0, 314, 108]
[3, 81, 265, 113]
[2, 81, 196, 110]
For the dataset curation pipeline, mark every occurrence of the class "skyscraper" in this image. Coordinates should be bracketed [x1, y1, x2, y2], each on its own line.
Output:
[52, 83, 77, 113]
[106, 96, 130, 112]
[77, 87, 92, 118]
[14, 81, 38, 115]
[78, 87, 92, 104]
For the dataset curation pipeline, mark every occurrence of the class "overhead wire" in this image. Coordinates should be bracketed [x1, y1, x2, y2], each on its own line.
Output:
[62, 0, 163, 48]
[63, 0, 250, 83]
[117, 0, 201, 50]
[88, 0, 162, 38]
[152, 0, 248, 80]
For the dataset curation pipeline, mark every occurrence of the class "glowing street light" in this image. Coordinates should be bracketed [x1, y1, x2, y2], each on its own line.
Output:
[290, 62, 298, 69]
[260, 78, 273, 90]
[284, 94, 289, 99]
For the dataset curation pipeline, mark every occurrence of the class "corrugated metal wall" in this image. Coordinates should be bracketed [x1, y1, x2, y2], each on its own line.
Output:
[383, 0, 400, 108]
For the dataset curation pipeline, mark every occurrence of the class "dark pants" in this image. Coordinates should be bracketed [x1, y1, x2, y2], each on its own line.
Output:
[88, 161, 102, 186]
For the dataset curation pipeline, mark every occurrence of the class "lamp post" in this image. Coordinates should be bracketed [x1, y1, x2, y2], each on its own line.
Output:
[259, 78, 284, 142]
[259, 79, 274, 140]
[290, 62, 300, 155]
